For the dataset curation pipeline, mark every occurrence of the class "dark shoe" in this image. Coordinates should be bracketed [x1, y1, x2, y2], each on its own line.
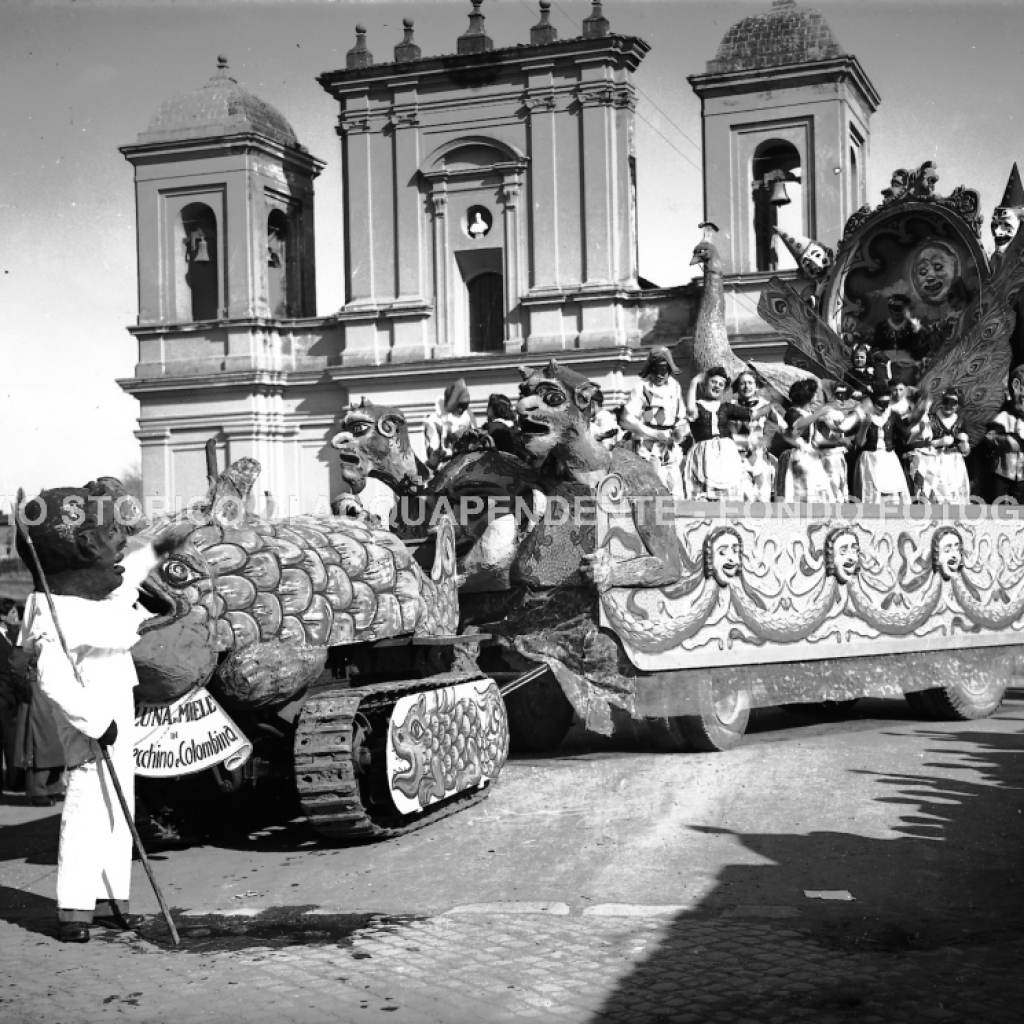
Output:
[58, 922, 90, 943]
[29, 798, 56, 807]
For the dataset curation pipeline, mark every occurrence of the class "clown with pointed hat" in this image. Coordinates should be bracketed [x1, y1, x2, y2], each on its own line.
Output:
[991, 163, 1024, 260]
[774, 227, 834, 281]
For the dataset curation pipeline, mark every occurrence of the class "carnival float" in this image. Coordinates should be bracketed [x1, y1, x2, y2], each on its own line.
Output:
[125, 161, 1024, 839]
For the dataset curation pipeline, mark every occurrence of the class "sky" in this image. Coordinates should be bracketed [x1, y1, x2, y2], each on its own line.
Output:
[2, 0, 1024, 499]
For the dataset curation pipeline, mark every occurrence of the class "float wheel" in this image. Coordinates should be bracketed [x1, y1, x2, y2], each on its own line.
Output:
[646, 716, 693, 753]
[679, 680, 750, 753]
[906, 675, 1006, 722]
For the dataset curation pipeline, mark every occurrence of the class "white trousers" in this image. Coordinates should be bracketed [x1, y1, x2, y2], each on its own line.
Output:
[57, 742, 134, 917]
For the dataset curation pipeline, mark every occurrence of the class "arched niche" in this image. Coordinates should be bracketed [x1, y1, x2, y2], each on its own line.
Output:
[178, 202, 219, 321]
[423, 136, 527, 175]
[267, 208, 291, 318]
[752, 140, 804, 273]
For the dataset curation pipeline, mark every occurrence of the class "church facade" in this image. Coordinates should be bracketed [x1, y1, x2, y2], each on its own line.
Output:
[119, 0, 876, 512]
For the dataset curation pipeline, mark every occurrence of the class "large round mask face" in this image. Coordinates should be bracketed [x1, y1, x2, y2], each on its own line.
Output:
[710, 532, 741, 586]
[913, 246, 958, 306]
[830, 532, 861, 583]
[800, 243, 831, 278]
[991, 208, 1020, 252]
[935, 533, 963, 579]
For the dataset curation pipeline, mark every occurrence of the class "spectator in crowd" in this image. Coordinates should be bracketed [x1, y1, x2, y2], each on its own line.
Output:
[11, 627, 66, 807]
[0, 599, 25, 793]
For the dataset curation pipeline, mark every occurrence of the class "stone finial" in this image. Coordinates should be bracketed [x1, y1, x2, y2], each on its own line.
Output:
[582, 1, 610, 39]
[394, 18, 421, 63]
[346, 24, 373, 70]
[531, 1, 558, 45]
[458, 0, 494, 55]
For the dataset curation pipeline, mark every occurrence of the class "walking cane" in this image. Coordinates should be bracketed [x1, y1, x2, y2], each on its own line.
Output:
[14, 512, 181, 946]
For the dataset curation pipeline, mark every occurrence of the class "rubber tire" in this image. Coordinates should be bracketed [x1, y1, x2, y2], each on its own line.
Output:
[505, 672, 575, 753]
[905, 676, 1007, 722]
[782, 699, 860, 718]
[647, 716, 694, 753]
[680, 681, 751, 753]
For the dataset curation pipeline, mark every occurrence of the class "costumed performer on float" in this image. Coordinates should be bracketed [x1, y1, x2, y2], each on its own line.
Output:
[776, 379, 852, 502]
[850, 383, 930, 502]
[17, 482, 187, 943]
[683, 368, 772, 500]
[619, 347, 688, 498]
[423, 378, 477, 471]
[906, 388, 971, 503]
[727, 369, 785, 502]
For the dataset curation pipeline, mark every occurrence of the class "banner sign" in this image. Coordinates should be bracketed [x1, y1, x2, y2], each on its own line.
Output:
[134, 687, 252, 778]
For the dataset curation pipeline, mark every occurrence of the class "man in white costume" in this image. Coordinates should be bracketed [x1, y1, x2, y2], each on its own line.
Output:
[17, 482, 185, 943]
[619, 347, 688, 498]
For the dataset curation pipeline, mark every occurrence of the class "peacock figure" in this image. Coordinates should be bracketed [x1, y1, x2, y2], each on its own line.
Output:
[689, 222, 820, 404]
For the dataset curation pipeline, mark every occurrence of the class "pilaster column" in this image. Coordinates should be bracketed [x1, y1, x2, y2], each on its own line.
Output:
[390, 90, 424, 302]
[500, 177, 524, 353]
[339, 98, 375, 306]
[429, 187, 451, 358]
[524, 85, 559, 289]
[578, 82, 616, 286]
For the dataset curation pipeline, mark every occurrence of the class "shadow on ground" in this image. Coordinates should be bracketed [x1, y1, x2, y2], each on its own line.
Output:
[589, 694, 1024, 1021]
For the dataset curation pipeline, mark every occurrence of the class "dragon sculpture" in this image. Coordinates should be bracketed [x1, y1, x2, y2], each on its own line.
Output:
[331, 398, 542, 594]
[472, 359, 686, 734]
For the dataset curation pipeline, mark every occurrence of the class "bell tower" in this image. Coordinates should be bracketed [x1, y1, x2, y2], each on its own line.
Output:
[688, 0, 879, 342]
[121, 56, 323, 327]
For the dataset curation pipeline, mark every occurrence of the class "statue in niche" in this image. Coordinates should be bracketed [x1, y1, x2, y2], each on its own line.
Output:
[468, 209, 491, 239]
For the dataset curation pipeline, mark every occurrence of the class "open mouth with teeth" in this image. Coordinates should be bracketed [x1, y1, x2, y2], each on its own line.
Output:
[137, 576, 187, 633]
[517, 415, 551, 436]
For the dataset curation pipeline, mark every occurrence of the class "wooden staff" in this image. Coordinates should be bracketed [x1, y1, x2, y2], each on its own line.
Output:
[14, 510, 180, 946]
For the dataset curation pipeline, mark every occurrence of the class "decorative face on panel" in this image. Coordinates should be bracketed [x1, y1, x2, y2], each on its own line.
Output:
[911, 242, 960, 307]
[331, 399, 421, 495]
[931, 527, 963, 580]
[516, 360, 598, 464]
[825, 528, 861, 584]
[703, 526, 742, 587]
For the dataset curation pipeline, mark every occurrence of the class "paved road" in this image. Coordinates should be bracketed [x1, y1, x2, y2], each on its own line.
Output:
[2, 694, 1023, 1023]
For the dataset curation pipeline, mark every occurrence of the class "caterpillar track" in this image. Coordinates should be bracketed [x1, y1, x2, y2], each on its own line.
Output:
[293, 671, 505, 841]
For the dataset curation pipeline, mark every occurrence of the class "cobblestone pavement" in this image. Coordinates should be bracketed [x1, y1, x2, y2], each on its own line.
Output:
[3, 697, 1023, 1023]
[2, 901, 1022, 1023]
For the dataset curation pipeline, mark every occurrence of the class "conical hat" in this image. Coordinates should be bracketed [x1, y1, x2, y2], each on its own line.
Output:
[774, 227, 814, 259]
[1001, 164, 1024, 210]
